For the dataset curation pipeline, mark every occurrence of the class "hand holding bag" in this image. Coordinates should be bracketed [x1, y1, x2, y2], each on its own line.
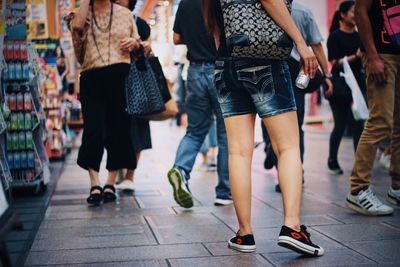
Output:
[125, 46, 165, 117]
[146, 57, 178, 121]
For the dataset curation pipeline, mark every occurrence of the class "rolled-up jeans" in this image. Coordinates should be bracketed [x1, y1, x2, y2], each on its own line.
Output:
[173, 63, 231, 199]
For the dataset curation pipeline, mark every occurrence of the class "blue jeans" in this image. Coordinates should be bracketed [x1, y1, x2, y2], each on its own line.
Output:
[200, 120, 218, 154]
[174, 63, 230, 199]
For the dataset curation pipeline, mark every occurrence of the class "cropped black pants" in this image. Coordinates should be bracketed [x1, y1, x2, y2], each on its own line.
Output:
[77, 63, 136, 172]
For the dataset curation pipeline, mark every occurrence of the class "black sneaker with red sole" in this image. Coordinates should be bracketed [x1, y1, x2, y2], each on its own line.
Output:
[228, 231, 256, 253]
[278, 225, 324, 256]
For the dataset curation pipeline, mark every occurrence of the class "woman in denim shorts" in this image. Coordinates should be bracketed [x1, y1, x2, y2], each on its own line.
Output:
[202, 0, 324, 256]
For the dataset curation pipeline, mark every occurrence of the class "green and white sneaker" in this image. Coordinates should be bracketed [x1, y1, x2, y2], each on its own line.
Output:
[168, 167, 193, 208]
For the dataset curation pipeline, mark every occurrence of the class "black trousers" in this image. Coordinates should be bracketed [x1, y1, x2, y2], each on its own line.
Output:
[328, 99, 364, 161]
[77, 63, 137, 172]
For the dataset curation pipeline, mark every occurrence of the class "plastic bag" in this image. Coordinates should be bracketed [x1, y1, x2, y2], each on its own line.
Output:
[341, 57, 369, 121]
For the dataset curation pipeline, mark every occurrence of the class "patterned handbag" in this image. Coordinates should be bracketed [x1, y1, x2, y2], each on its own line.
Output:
[220, 0, 293, 59]
[125, 47, 165, 117]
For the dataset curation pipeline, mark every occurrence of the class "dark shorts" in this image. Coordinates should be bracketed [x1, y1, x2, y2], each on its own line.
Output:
[214, 58, 297, 118]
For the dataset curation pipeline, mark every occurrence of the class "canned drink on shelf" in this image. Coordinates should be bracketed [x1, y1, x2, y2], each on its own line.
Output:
[15, 62, 22, 80]
[7, 93, 17, 111]
[18, 112, 25, 130]
[16, 92, 24, 110]
[14, 152, 21, 170]
[19, 131, 26, 150]
[25, 113, 32, 130]
[12, 133, 19, 151]
[13, 41, 21, 61]
[21, 151, 27, 169]
[7, 153, 14, 170]
[20, 42, 28, 61]
[8, 62, 15, 80]
[10, 113, 19, 130]
[6, 41, 14, 61]
[27, 151, 35, 169]
[6, 133, 13, 151]
[26, 132, 33, 149]
[24, 92, 32, 111]
[22, 62, 30, 81]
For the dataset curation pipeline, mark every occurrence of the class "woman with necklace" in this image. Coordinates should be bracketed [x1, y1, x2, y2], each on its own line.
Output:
[68, 0, 140, 205]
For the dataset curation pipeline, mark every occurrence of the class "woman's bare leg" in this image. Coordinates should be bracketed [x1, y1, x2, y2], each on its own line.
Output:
[224, 114, 256, 235]
[263, 111, 302, 230]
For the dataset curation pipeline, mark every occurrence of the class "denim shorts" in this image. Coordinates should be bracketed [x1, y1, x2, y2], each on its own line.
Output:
[214, 58, 297, 118]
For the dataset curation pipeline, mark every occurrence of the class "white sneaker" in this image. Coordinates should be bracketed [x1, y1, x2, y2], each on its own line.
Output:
[388, 188, 400, 206]
[346, 188, 394, 216]
[116, 179, 135, 191]
[214, 197, 233, 206]
[379, 154, 391, 170]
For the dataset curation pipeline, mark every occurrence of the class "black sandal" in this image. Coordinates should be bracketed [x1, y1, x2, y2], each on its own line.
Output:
[103, 184, 117, 203]
[87, 186, 103, 205]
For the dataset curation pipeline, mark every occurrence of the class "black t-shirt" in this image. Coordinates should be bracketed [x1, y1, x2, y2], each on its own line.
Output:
[366, 0, 400, 55]
[134, 15, 151, 41]
[173, 0, 217, 62]
[328, 30, 365, 90]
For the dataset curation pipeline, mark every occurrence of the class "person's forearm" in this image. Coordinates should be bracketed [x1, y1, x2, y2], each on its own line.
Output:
[355, 0, 378, 60]
[73, 0, 90, 29]
[311, 43, 330, 76]
[261, 0, 306, 47]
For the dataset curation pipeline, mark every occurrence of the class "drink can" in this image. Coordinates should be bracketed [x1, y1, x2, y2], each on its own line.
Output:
[24, 92, 32, 111]
[296, 70, 310, 90]
[13, 41, 21, 61]
[15, 62, 22, 80]
[6, 133, 13, 151]
[8, 62, 15, 80]
[26, 132, 33, 149]
[7, 153, 14, 170]
[12, 133, 19, 150]
[19, 131, 26, 150]
[18, 112, 25, 130]
[16, 92, 24, 110]
[21, 151, 28, 169]
[8, 93, 17, 111]
[25, 113, 32, 130]
[11, 113, 19, 130]
[14, 152, 21, 169]
[27, 151, 35, 168]
[20, 42, 28, 61]
[6, 41, 14, 61]
[22, 62, 30, 80]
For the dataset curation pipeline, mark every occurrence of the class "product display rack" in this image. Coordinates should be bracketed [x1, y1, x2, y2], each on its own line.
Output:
[2, 41, 50, 194]
[34, 38, 73, 160]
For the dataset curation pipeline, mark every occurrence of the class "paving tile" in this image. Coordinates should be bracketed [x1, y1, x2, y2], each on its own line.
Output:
[39, 260, 164, 267]
[263, 249, 376, 266]
[327, 212, 400, 224]
[347, 239, 400, 263]
[30, 232, 157, 251]
[153, 224, 234, 244]
[145, 213, 222, 228]
[314, 224, 400, 242]
[45, 207, 174, 220]
[25, 244, 210, 265]
[39, 217, 143, 229]
[168, 255, 271, 267]
[35, 225, 147, 239]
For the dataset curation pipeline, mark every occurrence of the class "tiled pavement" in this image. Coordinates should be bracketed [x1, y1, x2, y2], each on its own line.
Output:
[24, 122, 400, 266]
